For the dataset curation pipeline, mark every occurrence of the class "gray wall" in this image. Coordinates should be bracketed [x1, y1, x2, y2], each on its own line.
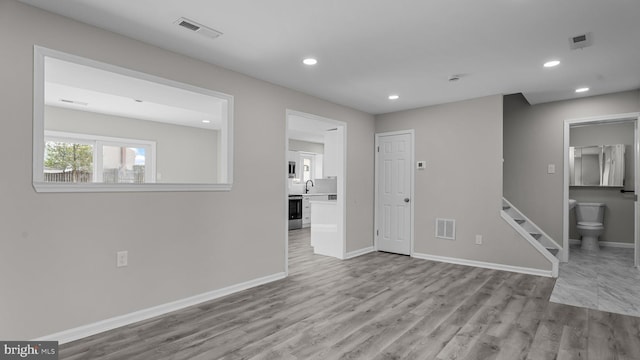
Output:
[503, 91, 640, 243]
[46, 106, 219, 183]
[289, 139, 324, 154]
[569, 122, 635, 243]
[376, 96, 551, 270]
[0, 0, 374, 340]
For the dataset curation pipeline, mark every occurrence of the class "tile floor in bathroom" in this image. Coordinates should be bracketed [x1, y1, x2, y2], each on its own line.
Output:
[550, 243, 640, 317]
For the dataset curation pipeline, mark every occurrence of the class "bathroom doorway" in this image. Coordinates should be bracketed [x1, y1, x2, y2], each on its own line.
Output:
[556, 113, 640, 316]
[563, 112, 640, 268]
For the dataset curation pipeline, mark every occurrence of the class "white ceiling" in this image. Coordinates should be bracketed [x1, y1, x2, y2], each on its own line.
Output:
[22, 0, 640, 115]
[45, 56, 225, 129]
[288, 114, 336, 143]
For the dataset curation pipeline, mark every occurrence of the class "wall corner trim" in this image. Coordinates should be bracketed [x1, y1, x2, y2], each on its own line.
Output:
[34, 272, 287, 344]
[345, 246, 375, 259]
[412, 252, 554, 278]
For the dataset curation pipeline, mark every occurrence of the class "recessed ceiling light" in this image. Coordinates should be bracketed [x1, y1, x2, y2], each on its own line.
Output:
[174, 17, 223, 39]
[202, 119, 211, 124]
[303, 58, 318, 66]
[543, 60, 560, 68]
[388, 94, 399, 100]
[575, 87, 590, 93]
[60, 99, 88, 106]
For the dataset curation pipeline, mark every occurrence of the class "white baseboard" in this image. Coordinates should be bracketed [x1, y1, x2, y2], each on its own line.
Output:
[34, 272, 287, 345]
[345, 246, 375, 259]
[412, 252, 554, 278]
[601, 241, 635, 248]
[569, 238, 634, 248]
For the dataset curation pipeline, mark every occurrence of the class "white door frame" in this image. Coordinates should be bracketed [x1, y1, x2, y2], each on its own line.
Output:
[563, 112, 640, 267]
[374, 130, 415, 255]
[285, 109, 348, 275]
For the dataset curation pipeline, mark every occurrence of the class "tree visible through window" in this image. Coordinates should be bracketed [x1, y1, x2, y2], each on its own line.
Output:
[44, 131, 155, 184]
[44, 141, 94, 182]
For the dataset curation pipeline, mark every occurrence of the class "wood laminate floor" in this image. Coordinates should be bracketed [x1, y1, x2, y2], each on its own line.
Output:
[61, 229, 640, 359]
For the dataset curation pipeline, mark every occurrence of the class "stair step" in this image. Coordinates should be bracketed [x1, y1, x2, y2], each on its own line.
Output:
[530, 233, 541, 240]
[515, 219, 525, 224]
[547, 248, 559, 256]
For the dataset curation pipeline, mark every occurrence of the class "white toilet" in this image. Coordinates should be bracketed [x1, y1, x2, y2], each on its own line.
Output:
[575, 202, 606, 251]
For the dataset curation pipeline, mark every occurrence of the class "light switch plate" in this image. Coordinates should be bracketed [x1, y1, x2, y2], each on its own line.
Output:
[547, 164, 556, 174]
[117, 251, 128, 267]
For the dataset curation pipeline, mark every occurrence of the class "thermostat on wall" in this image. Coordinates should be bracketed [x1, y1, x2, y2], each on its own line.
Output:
[417, 161, 426, 170]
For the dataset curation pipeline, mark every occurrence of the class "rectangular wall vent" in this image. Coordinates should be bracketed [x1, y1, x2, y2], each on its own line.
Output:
[435, 218, 455, 240]
[174, 17, 223, 39]
[569, 32, 593, 50]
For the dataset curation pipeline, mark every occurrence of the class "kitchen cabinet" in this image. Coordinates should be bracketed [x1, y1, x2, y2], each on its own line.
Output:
[310, 200, 341, 258]
[302, 196, 311, 227]
[324, 131, 338, 177]
[302, 194, 332, 228]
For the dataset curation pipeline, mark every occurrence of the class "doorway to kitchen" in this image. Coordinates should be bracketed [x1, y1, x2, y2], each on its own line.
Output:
[285, 110, 347, 275]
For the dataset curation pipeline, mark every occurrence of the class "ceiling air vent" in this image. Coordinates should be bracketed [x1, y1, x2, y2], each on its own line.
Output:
[174, 17, 223, 39]
[569, 32, 593, 50]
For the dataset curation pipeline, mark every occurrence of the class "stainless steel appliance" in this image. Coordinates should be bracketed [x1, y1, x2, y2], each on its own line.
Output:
[288, 161, 296, 178]
[288, 195, 303, 229]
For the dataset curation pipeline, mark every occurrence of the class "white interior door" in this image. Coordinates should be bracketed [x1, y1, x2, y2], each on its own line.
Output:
[376, 132, 413, 255]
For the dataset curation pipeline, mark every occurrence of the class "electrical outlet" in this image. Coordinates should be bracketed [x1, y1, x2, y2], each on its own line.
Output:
[547, 164, 556, 174]
[475, 235, 482, 245]
[117, 251, 128, 267]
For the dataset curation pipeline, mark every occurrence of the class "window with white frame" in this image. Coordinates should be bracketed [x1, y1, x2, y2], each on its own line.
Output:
[44, 131, 155, 184]
[300, 153, 315, 183]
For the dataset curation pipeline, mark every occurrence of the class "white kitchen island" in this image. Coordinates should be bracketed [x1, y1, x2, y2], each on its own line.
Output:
[310, 200, 342, 258]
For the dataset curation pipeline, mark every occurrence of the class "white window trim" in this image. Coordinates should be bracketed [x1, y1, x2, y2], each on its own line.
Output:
[299, 152, 315, 183]
[45, 131, 157, 183]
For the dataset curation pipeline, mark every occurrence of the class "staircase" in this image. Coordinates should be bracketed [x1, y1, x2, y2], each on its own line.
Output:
[501, 198, 560, 278]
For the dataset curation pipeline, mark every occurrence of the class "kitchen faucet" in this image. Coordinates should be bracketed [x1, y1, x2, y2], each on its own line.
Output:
[305, 180, 314, 194]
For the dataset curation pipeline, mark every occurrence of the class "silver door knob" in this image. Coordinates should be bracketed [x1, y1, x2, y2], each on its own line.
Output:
[404, 198, 410, 203]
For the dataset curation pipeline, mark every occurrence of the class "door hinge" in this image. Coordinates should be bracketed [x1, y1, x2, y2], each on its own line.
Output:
[635, 194, 638, 202]
[376, 229, 379, 236]
[377, 146, 380, 152]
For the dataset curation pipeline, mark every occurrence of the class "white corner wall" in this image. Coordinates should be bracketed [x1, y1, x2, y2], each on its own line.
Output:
[376, 95, 552, 272]
[0, 0, 374, 340]
[503, 91, 640, 242]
